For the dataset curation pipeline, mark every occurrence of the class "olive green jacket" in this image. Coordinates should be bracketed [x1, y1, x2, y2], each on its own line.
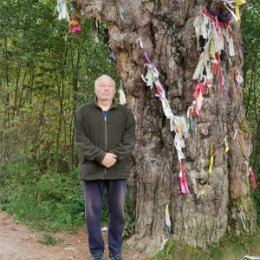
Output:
[74, 100, 136, 180]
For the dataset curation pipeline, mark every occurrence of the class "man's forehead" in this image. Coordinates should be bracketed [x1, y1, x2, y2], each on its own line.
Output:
[99, 78, 114, 85]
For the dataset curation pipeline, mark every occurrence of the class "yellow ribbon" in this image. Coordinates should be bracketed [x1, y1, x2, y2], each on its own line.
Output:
[209, 39, 215, 59]
[235, 6, 241, 22]
[199, 185, 208, 196]
[224, 136, 229, 152]
[235, 0, 247, 22]
[208, 144, 214, 175]
[236, 0, 246, 6]
[177, 119, 182, 134]
[225, 144, 229, 152]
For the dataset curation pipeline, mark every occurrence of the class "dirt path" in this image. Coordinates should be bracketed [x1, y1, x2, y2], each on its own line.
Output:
[0, 211, 149, 260]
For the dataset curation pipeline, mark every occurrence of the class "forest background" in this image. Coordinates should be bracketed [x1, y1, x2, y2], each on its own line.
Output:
[0, 0, 259, 257]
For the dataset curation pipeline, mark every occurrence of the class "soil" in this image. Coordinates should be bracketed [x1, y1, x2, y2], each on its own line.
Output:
[0, 211, 149, 260]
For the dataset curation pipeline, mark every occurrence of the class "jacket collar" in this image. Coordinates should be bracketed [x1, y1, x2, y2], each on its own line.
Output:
[94, 98, 118, 110]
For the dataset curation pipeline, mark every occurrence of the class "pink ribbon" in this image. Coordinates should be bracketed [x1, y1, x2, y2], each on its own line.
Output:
[250, 169, 257, 190]
[194, 81, 209, 116]
[180, 160, 189, 194]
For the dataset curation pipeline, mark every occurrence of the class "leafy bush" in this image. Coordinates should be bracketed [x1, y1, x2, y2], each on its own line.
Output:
[0, 161, 135, 234]
[0, 162, 85, 232]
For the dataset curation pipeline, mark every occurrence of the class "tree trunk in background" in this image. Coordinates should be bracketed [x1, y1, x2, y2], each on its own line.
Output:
[75, 0, 256, 253]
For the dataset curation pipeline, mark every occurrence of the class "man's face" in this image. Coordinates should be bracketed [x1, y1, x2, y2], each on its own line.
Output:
[95, 77, 115, 102]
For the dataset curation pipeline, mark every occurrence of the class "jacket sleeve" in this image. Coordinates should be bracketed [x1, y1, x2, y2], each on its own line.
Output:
[74, 108, 106, 163]
[109, 107, 136, 160]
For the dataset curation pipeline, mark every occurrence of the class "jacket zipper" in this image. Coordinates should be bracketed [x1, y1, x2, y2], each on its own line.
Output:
[104, 114, 107, 176]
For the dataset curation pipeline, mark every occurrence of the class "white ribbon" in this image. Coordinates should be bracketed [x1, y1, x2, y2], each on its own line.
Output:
[221, 0, 239, 21]
[239, 211, 246, 230]
[56, 0, 70, 21]
[119, 6, 125, 20]
[165, 204, 171, 234]
[118, 87, 127, 105]
[236, 71, 244, 86]
[234, 129, 238, 140]
[174, 133, 186, 160]
[242, 256, 260, 260]
[225, 29, 236, 56]
[222, 0, 236, 9]
[192, 39, 211, 81]
[136, 37, 144, 49]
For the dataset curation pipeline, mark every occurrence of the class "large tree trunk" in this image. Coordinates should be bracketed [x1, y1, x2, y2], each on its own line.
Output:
[75, 0, 256, 254]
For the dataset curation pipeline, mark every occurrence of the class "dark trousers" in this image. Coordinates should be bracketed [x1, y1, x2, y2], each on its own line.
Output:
[83, 179, 127, 257]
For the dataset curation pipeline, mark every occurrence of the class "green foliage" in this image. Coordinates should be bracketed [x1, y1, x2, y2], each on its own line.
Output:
[254, 188, 260, 226]
[0, 0, 128, 237]
[242, 2, 260, 158]
[0, 161, 135, 234]
[123, 190, 135, 238]
[0, 0, 119, 173]
[0, 162, 85, 232]
[153, 240, 221, 260]
[242, 0, 260, 224]
[153, 231, 260, 260]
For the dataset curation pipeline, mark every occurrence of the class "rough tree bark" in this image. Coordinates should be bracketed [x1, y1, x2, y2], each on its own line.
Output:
[74, 0, 256, 254]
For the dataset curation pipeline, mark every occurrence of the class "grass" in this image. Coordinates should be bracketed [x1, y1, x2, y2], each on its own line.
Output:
[38, 233, 64, 245]
[0, 161, 136, 235]
[152, 230, 260, 260]
[0, 162, 85, 232]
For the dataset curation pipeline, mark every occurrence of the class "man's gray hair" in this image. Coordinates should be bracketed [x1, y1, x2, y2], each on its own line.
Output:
[94, 75, 115, 89]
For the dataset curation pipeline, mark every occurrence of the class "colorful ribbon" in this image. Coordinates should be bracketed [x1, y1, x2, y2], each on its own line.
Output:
[221, 0, 238, 21]
[180, 160, 189, 194]
[193, 81, 209, 116]
[224, 136, 229, 152]
[208, 144, 214, 175]
[139, 40, 190, 194]
[221, 0, 247, 22]
[249, 167, 257, 190]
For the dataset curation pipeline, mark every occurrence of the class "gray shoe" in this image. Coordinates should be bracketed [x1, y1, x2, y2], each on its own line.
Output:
[108, 253, 122, 260]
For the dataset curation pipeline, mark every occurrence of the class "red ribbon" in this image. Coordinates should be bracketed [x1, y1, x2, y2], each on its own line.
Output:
[202, 8, 229, 28]
[213, 53, 220, 75]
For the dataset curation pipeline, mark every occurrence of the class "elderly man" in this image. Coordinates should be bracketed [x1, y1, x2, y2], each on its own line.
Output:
[74, 75, 136, 260]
